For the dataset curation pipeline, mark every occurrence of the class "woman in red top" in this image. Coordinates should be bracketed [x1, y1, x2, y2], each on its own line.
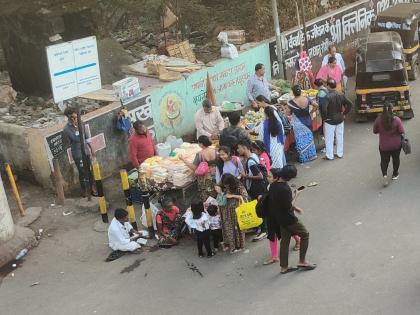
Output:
[373, 103, 405, 187]
[156, 197, 183, 247]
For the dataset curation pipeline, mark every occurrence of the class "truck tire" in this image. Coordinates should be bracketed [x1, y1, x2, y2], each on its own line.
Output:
[402, 109, 414, 120]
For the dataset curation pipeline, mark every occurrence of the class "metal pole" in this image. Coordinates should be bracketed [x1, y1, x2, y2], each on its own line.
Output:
[76, 104, 91, 201]
[300, 0, 309, 50]
[271, 0, 285, 79]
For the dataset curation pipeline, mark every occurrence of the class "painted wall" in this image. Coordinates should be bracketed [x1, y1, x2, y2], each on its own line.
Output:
[150, 43, 271, 142]
[269, 0, 413, 79]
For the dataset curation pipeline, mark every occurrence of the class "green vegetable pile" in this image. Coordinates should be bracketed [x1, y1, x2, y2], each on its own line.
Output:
[272, 79, 292, 94]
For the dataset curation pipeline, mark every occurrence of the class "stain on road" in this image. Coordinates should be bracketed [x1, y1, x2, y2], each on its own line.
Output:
[120, 258, 145, 274]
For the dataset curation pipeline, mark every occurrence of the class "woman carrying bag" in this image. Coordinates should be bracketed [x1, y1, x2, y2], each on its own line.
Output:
[373, 102, 406, 187]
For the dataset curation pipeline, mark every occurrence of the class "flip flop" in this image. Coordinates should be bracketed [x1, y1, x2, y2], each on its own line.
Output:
[297, 264, 317, 271]
[263, 258, 279, 265]
[280, 267, 299, 274]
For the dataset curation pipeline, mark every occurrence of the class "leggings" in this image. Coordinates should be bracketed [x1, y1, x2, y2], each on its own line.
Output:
[379, 147, 401, 177]
[269, 235, 301, 259]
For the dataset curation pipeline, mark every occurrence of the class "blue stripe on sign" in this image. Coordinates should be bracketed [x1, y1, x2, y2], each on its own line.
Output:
[54, 63, 97, 76]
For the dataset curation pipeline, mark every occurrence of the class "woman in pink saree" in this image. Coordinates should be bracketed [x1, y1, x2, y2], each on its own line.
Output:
[316, 56, 343, 92]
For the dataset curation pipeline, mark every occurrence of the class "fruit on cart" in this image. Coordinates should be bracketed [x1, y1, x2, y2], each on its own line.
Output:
[244, 110, 264, 125]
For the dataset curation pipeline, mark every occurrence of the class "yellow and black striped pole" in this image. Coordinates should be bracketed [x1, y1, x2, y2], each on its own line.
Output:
[5, 163, 25, 216]
[92, 161, 108, 223]
[142, 192, 155, 238]
[120, 169, 137, 230]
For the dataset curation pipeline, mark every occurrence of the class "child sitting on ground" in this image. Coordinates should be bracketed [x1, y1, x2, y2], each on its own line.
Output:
[185, 199, 214, 258]
[206, 205, 222, 251]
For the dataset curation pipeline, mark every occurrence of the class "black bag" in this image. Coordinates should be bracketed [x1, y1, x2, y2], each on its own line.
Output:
[256, 193, 268, 218]
[402, 137, 411, 155]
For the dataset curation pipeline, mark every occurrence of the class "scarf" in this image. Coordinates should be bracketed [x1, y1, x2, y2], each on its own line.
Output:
[263, 117, 284, 155]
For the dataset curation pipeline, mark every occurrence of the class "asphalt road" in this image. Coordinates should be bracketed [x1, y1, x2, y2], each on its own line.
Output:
[1, 78, 420, 315]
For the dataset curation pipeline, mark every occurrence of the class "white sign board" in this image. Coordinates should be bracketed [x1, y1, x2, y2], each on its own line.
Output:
[46, 36, 101, 103]
[113, 77, 141, 105]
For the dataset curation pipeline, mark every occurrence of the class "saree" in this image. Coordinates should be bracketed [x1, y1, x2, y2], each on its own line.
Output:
[291, 114, 317, 163]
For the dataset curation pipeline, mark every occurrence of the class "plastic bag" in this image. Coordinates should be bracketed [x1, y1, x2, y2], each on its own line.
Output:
[221, 44, 238, 59]
[141, 202, 160, 230]
[235, 199, 262, 231]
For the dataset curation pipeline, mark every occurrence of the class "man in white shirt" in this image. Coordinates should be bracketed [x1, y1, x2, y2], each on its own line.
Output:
[195, 99, 225, 140]
[108, 208, 141, 252]
[321, 44, 347, 90]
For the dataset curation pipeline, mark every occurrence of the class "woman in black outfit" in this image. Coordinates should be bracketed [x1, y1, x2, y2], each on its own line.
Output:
[266, 166, 316, 274]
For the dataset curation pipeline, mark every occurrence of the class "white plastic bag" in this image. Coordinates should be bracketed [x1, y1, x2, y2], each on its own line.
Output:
[221, 43, 238, 59]
[141, 202, 160, 230]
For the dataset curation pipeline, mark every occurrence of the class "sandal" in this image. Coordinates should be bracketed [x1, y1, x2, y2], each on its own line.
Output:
[280, 267, 299, 274]
[297, 263, 317, 271]
[263, 258, 279, 265]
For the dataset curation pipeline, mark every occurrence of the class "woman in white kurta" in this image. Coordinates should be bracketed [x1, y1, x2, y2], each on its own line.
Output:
[256, 105, 286, 169]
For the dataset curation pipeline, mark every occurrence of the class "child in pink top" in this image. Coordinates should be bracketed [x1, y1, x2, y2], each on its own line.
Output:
[251, 140, 272, 172]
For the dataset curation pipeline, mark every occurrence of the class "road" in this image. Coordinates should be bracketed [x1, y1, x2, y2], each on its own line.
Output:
[1, 77, 420, 315]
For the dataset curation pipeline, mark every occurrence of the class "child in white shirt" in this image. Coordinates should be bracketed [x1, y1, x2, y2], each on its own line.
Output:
[185, 200, 214, 257]
[207, 205, 223, 251]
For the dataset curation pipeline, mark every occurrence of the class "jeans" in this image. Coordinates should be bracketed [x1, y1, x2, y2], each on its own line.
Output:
[196, 229, 212, 256]
[73, 156, 94, 194]
[380, 147, 401, 177]
[324, 122, 344, 159]
[280, 220, 310, 268]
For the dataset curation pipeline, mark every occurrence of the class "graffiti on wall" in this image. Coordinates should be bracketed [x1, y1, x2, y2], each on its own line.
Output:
[270, 0, 413, 78]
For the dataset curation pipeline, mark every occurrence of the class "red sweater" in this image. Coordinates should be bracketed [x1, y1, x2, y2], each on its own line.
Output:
[128, 131, 156, 168]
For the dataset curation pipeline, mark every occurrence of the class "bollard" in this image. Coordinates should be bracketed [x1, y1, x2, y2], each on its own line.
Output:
[120, 169, 137, 230]
[92, 161, 108, 223]
[142, 192, 155, 238]
[5, 163, 25, 216]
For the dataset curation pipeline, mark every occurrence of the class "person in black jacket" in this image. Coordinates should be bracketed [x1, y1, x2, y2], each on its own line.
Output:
[322, 79, 353, 160]
[266, 166, 316, 274]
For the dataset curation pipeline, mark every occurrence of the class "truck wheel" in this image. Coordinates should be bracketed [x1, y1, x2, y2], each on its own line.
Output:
[408, 63, 418, 80]
[402, 109, 414, 120]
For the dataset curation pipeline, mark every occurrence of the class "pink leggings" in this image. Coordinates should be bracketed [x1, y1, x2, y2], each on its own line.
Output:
[270, 235, 301, 259]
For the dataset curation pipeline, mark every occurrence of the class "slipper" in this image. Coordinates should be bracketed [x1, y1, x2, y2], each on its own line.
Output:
[322, 157, 334, 161]
[297, 263, 317, 271]
[263, 258, 279, 265]
[105, 250, 126, 262]
[280, 267, 299, 274]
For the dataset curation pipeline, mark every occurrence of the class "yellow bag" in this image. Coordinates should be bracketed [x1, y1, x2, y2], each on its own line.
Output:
[235, 199, 263, 231]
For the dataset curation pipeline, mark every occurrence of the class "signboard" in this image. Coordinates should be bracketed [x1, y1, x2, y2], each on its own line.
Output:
[46, 132, 66, 158]
[46, 36, 101, 103]
[126, 94, 156, 138]
[113, 77, 141, 105]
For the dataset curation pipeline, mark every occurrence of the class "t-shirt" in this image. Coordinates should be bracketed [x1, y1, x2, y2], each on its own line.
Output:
[267, 182, 297, 226]
[245, 154, 267, 200]
[208, 214, 221, 230]
[259, 152, 271, 172]
[185, 212, 210, 232]
[373, 116, 404, 152]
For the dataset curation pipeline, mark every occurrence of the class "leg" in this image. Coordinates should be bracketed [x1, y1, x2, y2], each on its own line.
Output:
[279, 226, 292, 269]
[391, 148, 401, 177]
[212, 229, 222, 249]
[286, 221, 314, 269]
[379, 149, 391, 176]
[74, 158, 88, 194]
[264, 239, 279, 265]
[203, 230, 213, 256]
[335, 122, 344, 158]
[324, 123, 335, 159]
[196, 231, 204, 256]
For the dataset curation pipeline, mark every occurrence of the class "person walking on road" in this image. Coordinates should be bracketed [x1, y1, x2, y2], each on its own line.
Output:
[266, 166, 316, 274]
[322, 79, 353, 160]
[373, 102, 405, 187]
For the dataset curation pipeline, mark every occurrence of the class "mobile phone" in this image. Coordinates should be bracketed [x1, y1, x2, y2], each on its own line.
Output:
[297, 186, 305, 191]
